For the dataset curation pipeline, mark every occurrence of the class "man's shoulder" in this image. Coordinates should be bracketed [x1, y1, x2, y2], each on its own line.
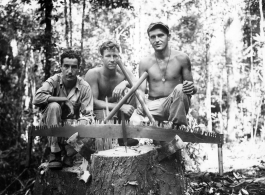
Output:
[85, 66, 102, 81]
[77, 76, 91, 88]
[86, 67, 101, 76]
[172, 50, 189, 61]
[139, 54, 155, 68]
[45, 74, 61, 84]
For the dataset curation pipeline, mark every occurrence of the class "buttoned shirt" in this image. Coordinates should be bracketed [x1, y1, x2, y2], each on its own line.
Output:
[33, 73, 93, 119]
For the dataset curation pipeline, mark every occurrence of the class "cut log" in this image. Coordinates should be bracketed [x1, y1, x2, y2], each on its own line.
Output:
[33, 145, 186, 195]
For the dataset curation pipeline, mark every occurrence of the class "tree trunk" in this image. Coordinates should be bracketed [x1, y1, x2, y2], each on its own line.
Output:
[64, 0, 69, 48]
[44, 0, 53, 81]
[204, 0, 212, 132]
[33, 146, 186, 195]
[205, 50, 212, 132]
[69, 0, 73, 47]
[81, 0, 86, 55]
[259, 0, 265, 87]
[224, 21, 236, 141]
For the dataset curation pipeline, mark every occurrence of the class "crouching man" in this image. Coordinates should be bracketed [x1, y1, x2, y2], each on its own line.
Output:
[33, 50, 94, 169]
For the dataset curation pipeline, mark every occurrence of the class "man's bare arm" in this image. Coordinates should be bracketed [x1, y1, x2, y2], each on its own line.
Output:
[182, 55, 196, 95]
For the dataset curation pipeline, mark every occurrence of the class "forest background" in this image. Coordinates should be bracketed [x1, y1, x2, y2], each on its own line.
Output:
[0, 0, 265, 194]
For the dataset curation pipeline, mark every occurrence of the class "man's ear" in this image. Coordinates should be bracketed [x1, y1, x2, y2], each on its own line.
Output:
[168, 33, 171, 41]
[148, 37, 152, 44]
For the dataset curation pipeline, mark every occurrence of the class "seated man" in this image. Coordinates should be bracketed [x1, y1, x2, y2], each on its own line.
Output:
[33, 50, 94, 169]
[131, 22, 196, 126]
[85, 41, 138, 146]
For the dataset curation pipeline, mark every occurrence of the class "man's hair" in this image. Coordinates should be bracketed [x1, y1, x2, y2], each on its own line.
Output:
[60, 49, 81, 67]
[99, 41, 120, 56]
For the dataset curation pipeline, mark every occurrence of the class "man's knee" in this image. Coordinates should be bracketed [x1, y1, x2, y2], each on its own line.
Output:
[47, 102, 61, 112]
[130, 110, 147, 125]
[173, 84, 183, 93]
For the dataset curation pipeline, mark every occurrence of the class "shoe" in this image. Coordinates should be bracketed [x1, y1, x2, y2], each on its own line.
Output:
[48, 152, 62, 170]
[118, 138, 139, 146]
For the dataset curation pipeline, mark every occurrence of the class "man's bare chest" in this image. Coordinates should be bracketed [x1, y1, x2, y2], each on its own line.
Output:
[98, 75, 124, 96]
[148, 61, 182, 81]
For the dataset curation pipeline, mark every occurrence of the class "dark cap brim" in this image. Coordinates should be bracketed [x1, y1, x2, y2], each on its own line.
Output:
[147, 22, 169, 34]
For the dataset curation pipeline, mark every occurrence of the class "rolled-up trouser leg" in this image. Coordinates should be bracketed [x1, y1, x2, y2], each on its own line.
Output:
[41, 102, 62, 153]
[162, 84, 190, 126]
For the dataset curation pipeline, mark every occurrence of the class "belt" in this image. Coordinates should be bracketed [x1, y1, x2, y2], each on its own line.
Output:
[148, 96, 165, 100]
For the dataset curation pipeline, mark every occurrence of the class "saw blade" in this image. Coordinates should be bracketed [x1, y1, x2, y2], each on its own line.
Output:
[30, 124, 224, 144]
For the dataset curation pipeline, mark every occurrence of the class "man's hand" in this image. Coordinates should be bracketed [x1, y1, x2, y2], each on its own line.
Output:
[136, 105, 144, 115]
[64, 100, 74, 118]
[112, 81, 128, 100]
[183, 80, 194, 95]
[120, 104, 135, 116]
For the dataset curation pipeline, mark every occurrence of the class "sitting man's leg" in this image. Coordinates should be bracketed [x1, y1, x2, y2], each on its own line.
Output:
[162, 84, 190, 126]
[40, 102, 63, 169]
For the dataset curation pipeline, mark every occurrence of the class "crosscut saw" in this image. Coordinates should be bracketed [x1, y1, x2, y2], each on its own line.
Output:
[30, 121, 224, 144]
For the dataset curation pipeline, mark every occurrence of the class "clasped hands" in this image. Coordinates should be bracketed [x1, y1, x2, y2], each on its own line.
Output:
[182, 80, 195, 95]
[112, 80, 134, 117]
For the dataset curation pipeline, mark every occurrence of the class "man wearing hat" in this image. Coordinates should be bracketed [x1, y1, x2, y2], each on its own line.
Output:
[131, 22, 196, 126]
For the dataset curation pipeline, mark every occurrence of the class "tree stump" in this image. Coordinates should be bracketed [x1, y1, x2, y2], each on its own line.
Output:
[33, 145, 186, 195]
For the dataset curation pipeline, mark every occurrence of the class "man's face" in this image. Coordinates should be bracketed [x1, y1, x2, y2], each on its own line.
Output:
[61, 57, 79, 82]
[149, 28, 170, 51]
[102, 48, 119, 70]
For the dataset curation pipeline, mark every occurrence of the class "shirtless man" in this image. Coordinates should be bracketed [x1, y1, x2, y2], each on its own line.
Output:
[131, 22, 196, 126]
[85, 41, 138, 146]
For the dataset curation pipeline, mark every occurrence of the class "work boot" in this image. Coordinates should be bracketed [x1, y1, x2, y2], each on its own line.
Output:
[48, 151, 62, 170]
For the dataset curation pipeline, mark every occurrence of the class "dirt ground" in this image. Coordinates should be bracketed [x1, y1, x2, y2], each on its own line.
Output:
[185, 140, 265, 195]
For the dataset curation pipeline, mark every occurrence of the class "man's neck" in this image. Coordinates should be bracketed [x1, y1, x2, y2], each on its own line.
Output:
[102, 66, 117, 78]
[155, 46, 170, 59]
[63, 77, 77, 91]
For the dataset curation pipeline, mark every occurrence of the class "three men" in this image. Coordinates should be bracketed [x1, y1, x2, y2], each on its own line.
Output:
[33, 50, 94, 169]
[33, 21, 195, 168]
[85, 41, 138, 146]
[131, 22, 196, 126]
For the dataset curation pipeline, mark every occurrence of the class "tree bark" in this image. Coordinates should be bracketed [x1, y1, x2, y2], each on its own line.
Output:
[80, 0, 86, 54]
[204, 0, 212, 132]
[44, 0, 53, 81]
[64, 0, 69, 48]
[69, 0, 73, 47]
[33, 146, 186, 195]
[259, 0, 265, 87]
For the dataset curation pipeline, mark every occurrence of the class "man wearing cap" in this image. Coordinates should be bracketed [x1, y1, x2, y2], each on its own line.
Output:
[131, 22, 196, 126]
[85, 41, 139, 146]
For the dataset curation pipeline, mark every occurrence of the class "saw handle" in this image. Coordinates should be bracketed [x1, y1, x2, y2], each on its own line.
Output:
[104, 72, 148, 122]
[116, 63, 155, 123]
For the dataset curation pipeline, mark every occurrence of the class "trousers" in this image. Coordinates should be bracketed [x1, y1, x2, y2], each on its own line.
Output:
[40, 102, 67, 153]
[130, 84, 190, 125]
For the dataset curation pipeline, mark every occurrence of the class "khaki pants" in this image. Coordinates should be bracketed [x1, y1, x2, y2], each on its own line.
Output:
[130, 84, 191, 125]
